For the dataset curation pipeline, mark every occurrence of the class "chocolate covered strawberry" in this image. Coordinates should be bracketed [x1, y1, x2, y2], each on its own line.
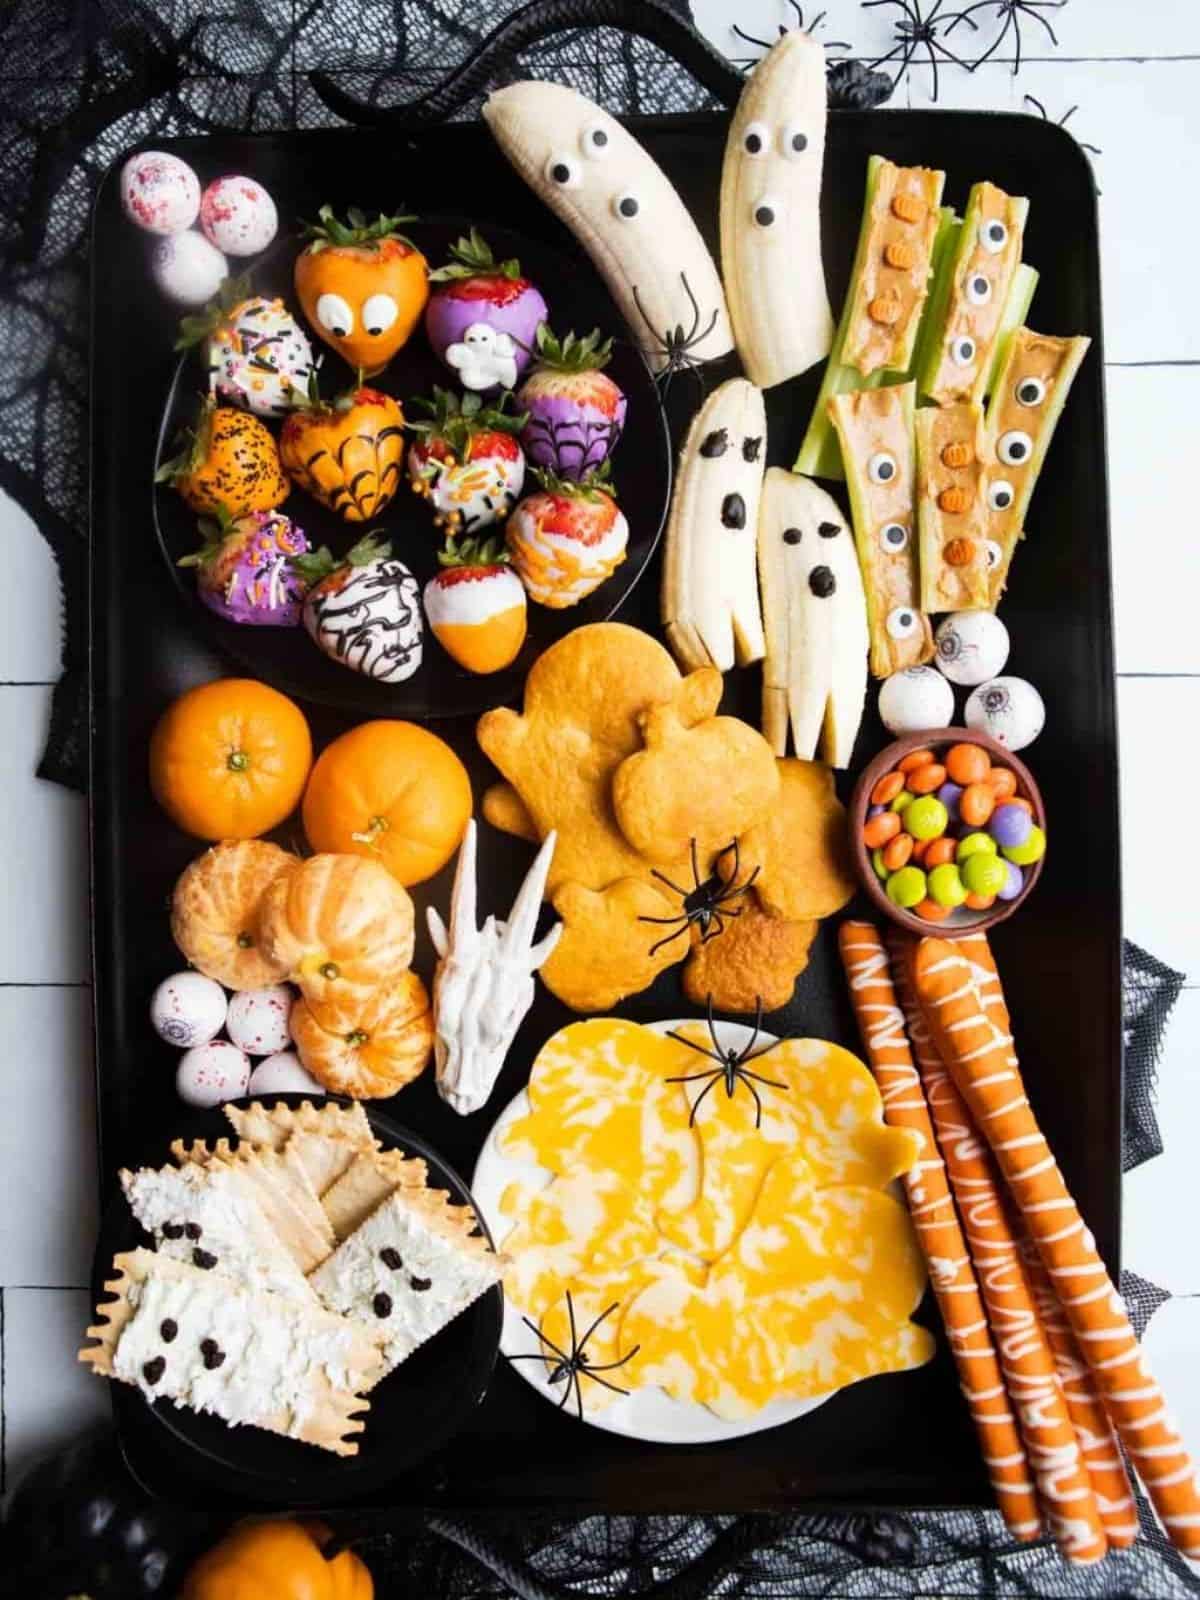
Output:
[424, 534, 527, 675]
[178, 505, 310, 626]
[506, 464, 629, 609]
[516, 325, 626, 480]
[425, 229, 547, 391]
[407, 386, 527, 536]
[155, 395, 289, 516]
[294, 533, 423, 683]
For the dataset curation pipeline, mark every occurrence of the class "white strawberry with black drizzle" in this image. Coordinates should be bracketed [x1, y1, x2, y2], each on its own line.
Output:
[295, 533, 423, 683]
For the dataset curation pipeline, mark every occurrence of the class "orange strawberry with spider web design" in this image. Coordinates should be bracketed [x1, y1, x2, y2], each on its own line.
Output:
[279, 370, 405, 522]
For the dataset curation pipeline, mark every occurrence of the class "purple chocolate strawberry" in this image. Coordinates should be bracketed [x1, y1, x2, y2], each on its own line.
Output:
[178, 506, 310, 626]
[515, 325, 626, 480]
[424, 229, 547, 390]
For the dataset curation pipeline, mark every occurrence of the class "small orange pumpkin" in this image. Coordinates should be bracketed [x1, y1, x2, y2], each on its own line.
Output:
[279, 379, 405, 522]
[295, 205, 429, 375]
[150, 678, 313, 840]
[302, 720, 472, 887]
[171, 838, 298, 990]
[182, 1518, 373, 1600]
[257, 852, 415, 1030]
[156, 396, 289, 517]
[292, 970, 433, 1098]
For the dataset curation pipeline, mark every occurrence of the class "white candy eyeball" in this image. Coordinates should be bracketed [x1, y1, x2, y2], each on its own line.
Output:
[868, 451, 898, 485]
[247, 1051, 325, 1096]
[950, 334, 977, 366]
[361, 293, 398, 336]
[886, 606, 921, 640]
[985, 538, 1003, 571]
[878, 666, 955, 736]
[965, 675, 1045, 751]
[751, 194, 783, 228]
[316, 292, 354, 336]
[987, 479, 1015, 512]
[980, 218, 1009, 254]
[580, 121, 611, 158]
[545, 153, 582, 188]
[879, 522, 909, 553]
[965, 272, 992, 306]
[1015, 375, 1047, 407]
[226, 985, 293, 1057]
[176, 1040, 250, 1109]
[997, 429, 1033, 466]
[612, 191, 640, 221]
[934, 610, 1011, 686]
[150, 972, 227, 1049]
[742, 121, 770, 156]
[780, 121, 809, 157]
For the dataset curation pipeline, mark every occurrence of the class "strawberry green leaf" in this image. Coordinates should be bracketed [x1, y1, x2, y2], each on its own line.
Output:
[436, 531, 510, 570]
[301, 203, 419, 254]
[531, 458, 616, 502]
[427, 227, 523, 283]
[531, 323, 613, 374]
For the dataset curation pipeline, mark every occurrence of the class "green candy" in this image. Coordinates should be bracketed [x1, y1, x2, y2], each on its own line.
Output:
[904, 796, 948, 841]
[928, 862, 968, 909]
[957, 831, 998, 863]
[1003, 825, 1046, 867]
[889, 789, 914, 813]
[872, 846, 889, 881]
[961, 852, 1007, 898]
[887, 865, 927, 909]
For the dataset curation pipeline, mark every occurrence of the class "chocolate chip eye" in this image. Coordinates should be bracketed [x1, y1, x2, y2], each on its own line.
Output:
[818, 521, 840, 539]
[199, 1338, 226, 1371]
[984, 539, 1003, 570]
[997, 429, 1032, 466]
[742, 435, 762, 463]
[887, 607, 920, 640]
[809, 565, 836, 598]
[1015, 376, 1046, 406]
[160, 1319, 178, 1343]
[981, 218, 1008, 254]
[379, 1247, 403, 1270]
[868, 451, 897, 485]
[782, 526, 802, 545]
[373, 1292, 393, 1318]
[142, 1357, 165, 1386]
[699, 428, 727, 457]
[184, 1223, 202, 1241]
[753, 195, 782, 228]
[781, 121, 809, 157]
[162, 1222, 184, 1240]
[743, 121, 768, 156]
[721, 492, 747, 529]
[988, 479, 1015, 512]
[613, 191, 639, 220]
[192, 1248, 218, 1270]
[879, 522, 909, 552]
[545, 154, 581, 188]
[410, 1275, 432, 1292]
[966, 273, 992, 306]
[950, 335, 977, 366]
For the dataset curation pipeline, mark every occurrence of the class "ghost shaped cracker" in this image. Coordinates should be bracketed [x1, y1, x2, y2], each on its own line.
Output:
[538, 878, 684, 1012]
[724, 759, 856, 922]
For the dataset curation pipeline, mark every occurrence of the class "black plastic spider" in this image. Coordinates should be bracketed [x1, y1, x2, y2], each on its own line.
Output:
[506, 1294, 640, 1421]
[947, 0, 1066, 75]
[731, 1, 851, 65]
[631, 273, 719, 402]
[667, 995, 790, 1129]
[638, 838, 759, 958]
[1023, 92, 1100, 155]
[864, 0, 978, 101]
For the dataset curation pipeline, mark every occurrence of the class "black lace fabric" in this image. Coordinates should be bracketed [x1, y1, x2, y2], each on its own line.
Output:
[0, 3, 1193, 1593]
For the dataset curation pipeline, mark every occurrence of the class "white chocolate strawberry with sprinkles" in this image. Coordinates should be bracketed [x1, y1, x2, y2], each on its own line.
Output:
[407, 387, 526, 536]
[506, 464, 628, 609]
[424, 535, 527, 675]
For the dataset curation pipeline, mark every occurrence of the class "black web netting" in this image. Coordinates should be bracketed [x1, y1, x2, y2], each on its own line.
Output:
[0, 2, 1193, 1593]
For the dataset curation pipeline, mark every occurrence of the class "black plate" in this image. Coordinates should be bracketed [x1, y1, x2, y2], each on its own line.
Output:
[153, 220, 671, 720]
[91, 109, 1119, 1514]
[94, 1096, 501, 1507]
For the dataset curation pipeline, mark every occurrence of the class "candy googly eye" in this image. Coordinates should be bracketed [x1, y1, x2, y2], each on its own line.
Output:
[545, 154, 581, 188]
[867, 451, 898, 485]
[1015, 376, 1046, 407]
[580, 122, 611, 158]
[965, 273, 992, 306]
[980, 218, 1008, 254]
[752, 194, 782, 228]
[997, 429, 1033, 466]
[950, 335, 977, 366]
[315, 293, 353, 336]
[780, 121, 809, 157]
[879, 522, 910, 552]
[361, 293, 398, 336]
[887, 607, 920, 640]
[987, 479, 1015, 512]
[742, 121, 769, 156]
[612, 191, 640, 220]
[985, 539, 1003, 570]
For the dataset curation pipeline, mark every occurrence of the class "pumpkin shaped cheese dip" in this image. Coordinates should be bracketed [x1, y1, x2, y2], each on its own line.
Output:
[182, 1519, 374, 1600]
[294, 204, 428, 375]
[171, 838, 297, 990]
[303, 720, 472, 887]
[150, 678, 313, 840]
[291, 969, 433, 1097]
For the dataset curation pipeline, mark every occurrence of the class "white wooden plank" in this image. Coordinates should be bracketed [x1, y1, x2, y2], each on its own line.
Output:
[1138, 1295, 1200, 1540]
[0, 494, 64, 683]
[1124, 991, 1200, 1294]
[2, 1289, 107, 1493]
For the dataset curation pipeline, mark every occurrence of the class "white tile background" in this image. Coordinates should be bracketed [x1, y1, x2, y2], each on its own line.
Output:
[2, 0, 1199, 1527]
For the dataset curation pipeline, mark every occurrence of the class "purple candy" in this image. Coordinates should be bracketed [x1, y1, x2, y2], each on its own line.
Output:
[997, 859, 1024, 901]
[936, 781, 964, 825]
[989, 802, 1033, 851]
[868, 803, 885, 818]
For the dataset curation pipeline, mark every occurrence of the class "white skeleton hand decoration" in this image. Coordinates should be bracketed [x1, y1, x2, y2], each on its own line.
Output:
[427, 820, 561, 1115]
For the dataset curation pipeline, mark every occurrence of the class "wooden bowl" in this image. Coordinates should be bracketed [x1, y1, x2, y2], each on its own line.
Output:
[848, 727, 1046, 938]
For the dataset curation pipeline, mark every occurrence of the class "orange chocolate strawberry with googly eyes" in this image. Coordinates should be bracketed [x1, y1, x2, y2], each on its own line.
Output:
[294, 205, 429, 375]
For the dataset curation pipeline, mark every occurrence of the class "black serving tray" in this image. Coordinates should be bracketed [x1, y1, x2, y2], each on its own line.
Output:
[90, 106, 1120, 1515]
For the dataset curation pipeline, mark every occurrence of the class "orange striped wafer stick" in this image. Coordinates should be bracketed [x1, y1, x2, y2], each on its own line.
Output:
[961, 933, 1138, 1547]
[914, 937, 1200, 1559]
[889, 936, 1107, 1565]
[838, 922, 1042, 1542]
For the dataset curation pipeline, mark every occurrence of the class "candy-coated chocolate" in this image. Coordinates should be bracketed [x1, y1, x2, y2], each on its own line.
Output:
[176, 1040, 250, 1108]
[863, 810, 901, 848]
[871, 770, 907, 806]
[915, 897, 950, 921]
[959, 782, 996, 827]
[964, 890, 996, 911]
[200, 175, 278, 256]
[1002, 824, 1046, 866]
[907, 762, 947, 795]
[989, 801, 1033, 850]
[935, 780, 964, 824]
[882, 832, 914, 872]
[867, 802, 885, 818]
[996, 859, 1024, 901]
[927, 861, 968, 908]
[924, 836, 957, 868]
[889, 790, 914, 813]
[961, 851, 1008, 898]
[886, 865, 927, 908]
[904, 795, 948, 841]
[911, 837, 932, 864]
[986, 766, 1018, 799]
[150, 971, 227, 1048]
[945, 741, 990, 785]
[151, 231, 227, 306]
[872, 846, 889, 880]
[956, 831, 997, 863]
[898, 748, 935, 774]
[120, 151, 200, 234]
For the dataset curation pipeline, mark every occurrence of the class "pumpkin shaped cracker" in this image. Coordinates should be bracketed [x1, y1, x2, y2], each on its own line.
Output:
[171, 839, 297, 990]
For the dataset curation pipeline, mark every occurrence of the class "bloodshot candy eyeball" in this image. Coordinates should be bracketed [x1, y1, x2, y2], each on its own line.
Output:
[247, 1051, 325, 1095]
[120, 151, 201, 235]
[225, 985, 293, 1056]
[965, 675, 1045, 752]
[150, 971, 227, 1048]
[176, 1040, 250, 1108]
[199, 175, 279, 257]
[151, 231, 228, 306]
[934, 611, 1010, 687]
[878, 666, 955, 736]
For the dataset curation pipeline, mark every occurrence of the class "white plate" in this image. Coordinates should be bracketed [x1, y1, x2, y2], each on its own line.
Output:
[471, 1017, 835, 1444]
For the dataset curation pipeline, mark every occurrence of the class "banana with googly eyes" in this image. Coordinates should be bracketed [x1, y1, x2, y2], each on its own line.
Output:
[719, 30, 833, 390]
[758, 468, 868, 768]
[661, 378, 766, 674]
[482, 82, 733, 378]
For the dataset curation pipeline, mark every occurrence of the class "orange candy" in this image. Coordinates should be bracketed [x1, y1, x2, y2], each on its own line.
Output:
[911, 837, 932, 865]
[916, 898, 950, 921]
[898, 749, 935, 775]
[987, 766, 1018, 799]
[924, 836, 957, 868]
[863, 811, 902, 849]
[871, 771, 908, 806]
[908, 762, 948, 795]
[960, 783, 996, 828]
[882, 833, 914, 872]
[965, 891, 996, 911]
[946, 742, 991, 785]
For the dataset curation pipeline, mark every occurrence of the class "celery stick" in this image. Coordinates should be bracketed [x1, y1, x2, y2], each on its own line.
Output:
[985, 264, 1039, 400]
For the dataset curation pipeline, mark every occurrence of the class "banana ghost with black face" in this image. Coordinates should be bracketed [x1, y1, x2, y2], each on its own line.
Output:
[483, 81, 733, 377]
[720, 30, 833, 389]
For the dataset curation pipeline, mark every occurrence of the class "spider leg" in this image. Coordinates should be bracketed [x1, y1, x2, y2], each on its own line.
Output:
[575, 1300, 620, 1353]
[966, 9, 1009, 68]
[517, 1315, 572, 1366]
[687, 1070, 723, 1126]
[665, 1030, 725, 1069]
[705, 991, 722, 1061]
[1024, 2, 1063, 46]
[677, 272, 703, 344]
[582, 1344, 642, 1375]
[649, 866, 691, 899]
[578, 1370, 635, 1397]
[731, 22, 772, 48]
[646, 922, 692, 958]
[1023, 92, 1047, 117]
[737, 1065, 790, 1090]
[573, 1370, 585, 1421]
[688, 837, 703, 891]
[740, 994, 764, 1060]
[565, 1291, 579, 1356]
[667, 1066, 727, 1084]
[741, 1074, 766, 1129]
[630, 281, 666, 352]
